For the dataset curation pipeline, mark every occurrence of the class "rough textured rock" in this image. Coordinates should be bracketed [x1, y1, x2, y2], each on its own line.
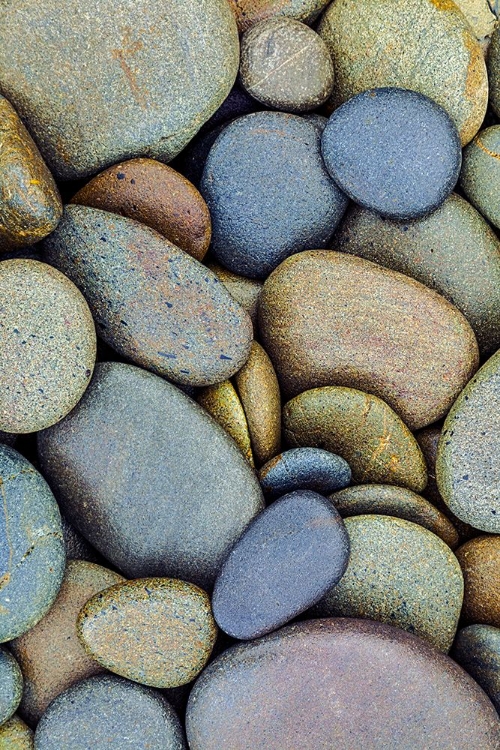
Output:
[488, 23, 500, 116]
[227, 0, 330, 32]
[0, 648, 22, 726]
[259, 448, 351, 499]
[453, 0, 497, 49]
[197, 381, 254, 466]
[455, 536, 500, 627]
[453, 624, 500, 713]
[0, 715, 33, 748]
[460, 125, 500, 230]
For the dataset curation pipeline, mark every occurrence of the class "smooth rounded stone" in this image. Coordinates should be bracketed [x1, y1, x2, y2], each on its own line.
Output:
[206, 261, 262, 328]
[321, 88, 461, 220]
[453, 0, 497, 49]
[37, 362, 264, 589]
[0, 445, 65, 643]
[0, 715, 33, 748]
[78, 578, 217, 688]
[212, 491, 349, 640]
[453, 625, 500, 713]
[259, 448, 351, 499]
[0, 260, 96, 434]
[260, 250, 479, 429]
[227, 0, 330, 32]
[61, 516, 102, 563]
[239, 18, 334, 113]
[314, 515, 463, 651]
[200, 112, 349, 279]
[43, 205, 252, 388]
[0, 1, 239, 181]
[10, 560, 124, 725]
[197, 381, 254, 466]
[283, 387, 427, 492]
[488, 24, 500, 117]
[455, 536, 500, 626]
[186, 619, 500, 749]
[460, 126, 500, 230]
[234, 341, 281, 466]
[0, 648, 22, 726]
[436, 348, 500, 532]
[318, 0, 488, 146]
[71, 159, 211, 261]
[330, 485, 459, 549]
[0, 96, 61, 251]
[333, 195, 500, 355]
[34, 675, 186, 750]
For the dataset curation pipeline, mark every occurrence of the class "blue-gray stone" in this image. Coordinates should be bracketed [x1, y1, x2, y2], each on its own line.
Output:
[453, 625, 500, 714]
[321, 87, 461, 220]
[259, 447, 351, 499]
[0, 647, 22, 726]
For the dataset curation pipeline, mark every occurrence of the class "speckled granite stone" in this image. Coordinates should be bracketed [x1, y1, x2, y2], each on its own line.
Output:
[460, 125, 500, 230]
[0, 715, 33, 748]
[455, 536, 500, 626]
[453, 625, 500, 713]
[206, 261, 262, 328]
[227, 0, 330, 31]
[259, 448, 351, 499]
[488, 23, 500, 116]
[0, 648, 22, 726]
[453, 0, 497, 49]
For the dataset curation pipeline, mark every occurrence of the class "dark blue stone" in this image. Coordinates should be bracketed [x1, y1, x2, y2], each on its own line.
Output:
[259, 447, 351, 499]
[321, 87, 461, 220]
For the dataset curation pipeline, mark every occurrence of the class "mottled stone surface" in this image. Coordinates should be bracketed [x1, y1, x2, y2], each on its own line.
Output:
[197, 381, 254, 466]
[0, 648, 22, 726]
[333, 195, 500, 354]
[43, 205, 252, 388]
[0, 260, 96, 433]
[260, 251, 479, 429]
[206, 261, 262, 328]
[78, 578, 216, 688]
[240, 18, 334, 112]
[456, 536, 500, 626]
[71, 159, 211, 260]
[453, 625, 500, 713]
[227, 0, 330, 31]
[0, 715, 33, 748]
[0, 445, 65, 643]
[0, 0, 239, 180]
[200, 112, 348, 278]
[186, 619, 500, 749]
[454, 0, 497, 48]
[10, 560, 124, 724]
[34, 675, 186, 749]
[460, 126, 500, 230]
[38, 362, 264, 589]
[488, 23, 500, 116]
[437, 349, 500, 532]
[319, 0, 488, 146]
[0, 96, 61, 250]
[314, 516, 463, 651]
[259, 448, 351, 499]
[283, 387, 427, 491]
[330, 485, 459, 549]
[213, 491, 349, 640]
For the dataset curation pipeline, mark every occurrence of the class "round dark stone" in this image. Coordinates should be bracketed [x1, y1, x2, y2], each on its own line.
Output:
[258, 448, 351, 499]
[201, 111, 348, 279]
[321, 87, 461, 220]
[212, 490, 350, 640]
[0, 648, 22, 726]
[453, 625, 500, 713]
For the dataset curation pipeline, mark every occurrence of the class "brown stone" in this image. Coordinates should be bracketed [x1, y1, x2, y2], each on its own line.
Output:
[206, 261, 262, 328]
[227, 0, 330, 32]
[197, 381, 254, 467]
[456, 536, 500, 627]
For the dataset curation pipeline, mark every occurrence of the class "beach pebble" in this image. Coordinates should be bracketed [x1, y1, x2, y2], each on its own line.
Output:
[455, 536, 500, 627]
[205, 261, 262, 328]
[259, 448, 351, 499]
[453, 624, 500, 713]
[197, 381, 254, 466]
[0, 715, 33, 748]
[227, 0, 330, 32]
[460, 126, 500, 231]
[0, 648, 22, 727]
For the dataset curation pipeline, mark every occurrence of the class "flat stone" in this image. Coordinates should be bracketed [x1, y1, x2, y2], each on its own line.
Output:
[10, 560, 124, 724]
[0, 96, 61, 250]
[0, 445, 65, 643]
[259, 448, 351, 499]
[197, 381, 254, 467]
[436, 349, 500, 532]
[0, 259, 96, 433]
[71, 159, 211, 260]
[0, 648, 22, 726]
[200, 112, 348, 278]
[0, 0, 239, 180]
[333, 195, 500, 355]
[186, 619, 500, 749]
[453, 625, 500, 713]
[260, 250, 479, 429]
[43, 205, 252, 388]
[78, 578, 217, 688]
[460, 125, 500, 230]
[206, 261, 262, 328]
[227, 0, 330, 32]
[34, 675, 186, 750]
[488, 24, 500, 116]
[455, 536, 500, 627]
[313, 515, 463, 651]
[38, 362, 264, 589]
[318, 0, 488, 146]
[0, 715, 33, 748]
[239, 18, 334, 112]
[283, 387, 427, 491]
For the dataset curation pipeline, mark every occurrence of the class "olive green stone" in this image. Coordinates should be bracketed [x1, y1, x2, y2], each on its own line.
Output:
[460, 126, 500, 231]
[455, 536, 500, 627]
[77, 578, 217, 688]
[318, 0, 488, 146]
[206, 262, 262, 329]
[0, 648, 22, 727]
[488, 23, 500, 117]
[453, 625, 500, 713]
[333, 195, 500, 355]
[283, 387, 427, 492]
[313, 515, 464, 652]
[0, 715, 33, 748]
[197, 381, 254, 467]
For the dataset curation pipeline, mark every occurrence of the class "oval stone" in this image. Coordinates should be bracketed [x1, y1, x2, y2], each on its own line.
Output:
[0, 648, 22, 726]
[455, 536, 500, 627]
[260, 251, 479, 429]
[259, 448, 351, 499]
[453, 625, 500, 713]
[283, 387, 427, 492]
[10, 560, 124, 724]
[0, 259, 96, 433]
[197, 381, 254, 466]
[37, 362, 264, 588]
[227, 0, 331, 31]
[333, 195, 500, 354]
[321, 88, 461, 220]
[34, 675, 185, 750]
[313, 515, 463, 651]
[71, 159, 211, 261]
[318, 0, 488, 146]
[186, 619, 500, 749]
[460, 125, 500, 231]
[213, 491, 349, 640]
[0, 445, 65, 643]
[42, 205, 252, 388]
[0, 715, 33, 748]
[200, 112, 348, 278]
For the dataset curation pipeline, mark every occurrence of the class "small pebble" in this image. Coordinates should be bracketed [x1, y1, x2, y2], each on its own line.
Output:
[455, 536, 500, 627]
[488, 23, 500, 117]
[453, 624, 500, 713]
[0, 648, 22, 727]
[0, 715, 33, 748]
[227, 0, 330, 32]
[197, 381, 254, 467]
[259, 447, 351, 499]
[460, 125, 500, 231]
[206, 261, 262, 328]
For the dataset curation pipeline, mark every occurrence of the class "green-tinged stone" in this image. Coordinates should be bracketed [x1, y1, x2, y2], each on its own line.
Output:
[0, 648, 22, 726]
[0, 715, 33, 748]
[460, 126, 500, 231]
[197, 381, 254, 467]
